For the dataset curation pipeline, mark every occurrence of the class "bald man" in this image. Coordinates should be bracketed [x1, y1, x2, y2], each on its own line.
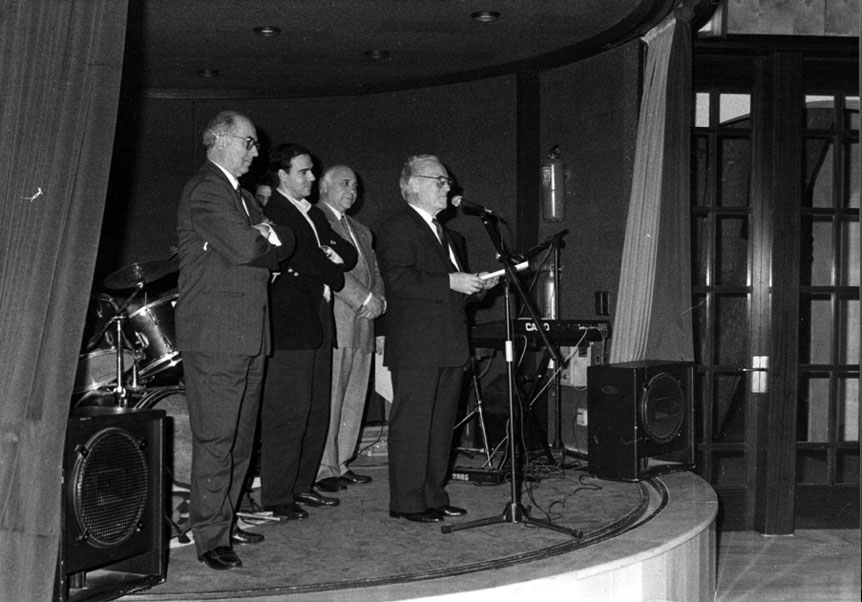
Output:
[176, 111, 294, 570]
[315, 165, 386, 493]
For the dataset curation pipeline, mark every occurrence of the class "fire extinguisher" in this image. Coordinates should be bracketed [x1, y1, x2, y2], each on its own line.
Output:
[541, 145, 566, 222]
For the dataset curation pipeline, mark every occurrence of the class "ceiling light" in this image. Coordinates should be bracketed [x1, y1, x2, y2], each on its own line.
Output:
[254, 26, 281, 37]
[197, 68, 219, 78]
[364, 49, 391, 61]
[471, 10, 500, 23]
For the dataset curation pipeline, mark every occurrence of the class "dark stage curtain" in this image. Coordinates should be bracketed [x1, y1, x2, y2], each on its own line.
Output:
[0, 1, 128, 599]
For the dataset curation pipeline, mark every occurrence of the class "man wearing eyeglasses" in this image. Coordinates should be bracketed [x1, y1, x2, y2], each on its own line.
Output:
[176, 111, 295, 570]
[258, 143, 358, 522]
[377, 154, 498, 523]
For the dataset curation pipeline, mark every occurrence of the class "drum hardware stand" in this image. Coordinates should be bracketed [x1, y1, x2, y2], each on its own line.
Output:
[86, 282, 146, 407]
[442, 212, 581, 539]
[453, 357, 493, 465]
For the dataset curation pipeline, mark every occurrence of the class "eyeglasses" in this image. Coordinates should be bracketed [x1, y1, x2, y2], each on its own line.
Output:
[221, 133, 261, 151]
[413, 174, 453, 189]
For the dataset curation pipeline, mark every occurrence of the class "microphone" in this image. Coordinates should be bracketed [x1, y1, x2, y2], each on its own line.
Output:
[451, 195, 494, 215]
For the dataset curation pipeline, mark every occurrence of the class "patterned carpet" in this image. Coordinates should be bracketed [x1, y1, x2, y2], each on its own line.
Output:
[125, 453, 650, 601]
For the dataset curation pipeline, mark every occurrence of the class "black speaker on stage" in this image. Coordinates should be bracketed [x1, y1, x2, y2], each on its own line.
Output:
[55, 406, 167, 602]
[469, 374, 547, 453]
[587, 360, 695, 481]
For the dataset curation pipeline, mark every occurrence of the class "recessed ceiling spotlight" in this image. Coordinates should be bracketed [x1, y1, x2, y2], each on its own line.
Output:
[197, 68, 219, 78]
[254, 26, 282, 37]
[364, 49, 391, 61]
[471, 10, 500, 23]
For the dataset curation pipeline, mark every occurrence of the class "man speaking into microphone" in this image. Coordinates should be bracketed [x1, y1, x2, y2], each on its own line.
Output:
[377, 154, 499, 523]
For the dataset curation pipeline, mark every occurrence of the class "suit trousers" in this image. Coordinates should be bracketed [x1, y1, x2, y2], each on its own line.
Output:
[388, 365, 464, 513]
[260, 303, 333, 506]
[317, 347, 373, 480]
[183, 350, 263, 556]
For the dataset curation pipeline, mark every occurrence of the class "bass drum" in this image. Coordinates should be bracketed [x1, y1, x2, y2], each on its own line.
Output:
[136, 386, 191, 541]
[136, 386, 191, 488]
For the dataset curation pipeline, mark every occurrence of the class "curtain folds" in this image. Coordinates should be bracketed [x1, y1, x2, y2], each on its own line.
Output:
[609, 8, 695, 364]
[0, 1, 128, 599]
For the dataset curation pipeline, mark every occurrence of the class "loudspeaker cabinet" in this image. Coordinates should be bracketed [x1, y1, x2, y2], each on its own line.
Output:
[587, 360, 695, 481]
[56, 406, 166, 602]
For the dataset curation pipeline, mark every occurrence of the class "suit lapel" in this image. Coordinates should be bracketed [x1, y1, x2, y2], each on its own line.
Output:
[236, 188, 253, 224]
[342, 215, 370, 278]
[405, 207, 452, 270]
[205, 161, 252, 224]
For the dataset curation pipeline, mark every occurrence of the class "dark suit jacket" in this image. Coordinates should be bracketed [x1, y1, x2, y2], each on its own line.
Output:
[264, 190, 358, 350]
[176, 161, 295, 356]
[376, 204, 470, 369]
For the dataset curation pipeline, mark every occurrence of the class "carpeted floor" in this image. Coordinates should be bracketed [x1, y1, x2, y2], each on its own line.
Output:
[126, 451, 649, 601]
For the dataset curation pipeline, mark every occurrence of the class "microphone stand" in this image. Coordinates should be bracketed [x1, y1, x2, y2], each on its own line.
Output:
[443, 213, 581, 538]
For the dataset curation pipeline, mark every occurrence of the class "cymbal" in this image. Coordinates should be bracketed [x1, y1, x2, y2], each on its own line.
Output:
[103, 259, 177, 289]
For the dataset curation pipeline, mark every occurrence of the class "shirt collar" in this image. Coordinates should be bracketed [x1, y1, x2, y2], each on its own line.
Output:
[322, 201, 343, 220]
[210, 160, 240, 190]
[408, 203, 437, 228]
[279, 188, 312, 213]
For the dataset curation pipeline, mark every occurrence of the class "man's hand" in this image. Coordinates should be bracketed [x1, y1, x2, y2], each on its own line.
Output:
[478, 272, 500, 289]
[320, 245, 344, 264]
[356, 294, 386, 319]
[449, 272, 485, 295]
[252, 222, 283, 246]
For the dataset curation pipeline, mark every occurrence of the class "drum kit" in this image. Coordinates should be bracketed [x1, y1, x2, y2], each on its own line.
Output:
[73, 258, 192, 520]
[75, 258, 183, 404]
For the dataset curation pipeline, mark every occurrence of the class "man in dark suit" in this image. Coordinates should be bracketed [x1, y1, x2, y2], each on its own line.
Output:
[377, 154, 497, 523]
[176, 111, 295, 570]
[314, 165, 386, 493]
[260, 144, 358, 521]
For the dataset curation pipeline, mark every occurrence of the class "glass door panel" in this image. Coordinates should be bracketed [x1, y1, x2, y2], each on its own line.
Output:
[798, 90, 860, 510]
[694, 51, 858, 529]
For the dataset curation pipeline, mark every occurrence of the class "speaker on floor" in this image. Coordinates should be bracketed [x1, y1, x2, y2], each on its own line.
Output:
[55, 406, 167, 602]
[466, 373, 548, 454]
[586, 360, 695, 481]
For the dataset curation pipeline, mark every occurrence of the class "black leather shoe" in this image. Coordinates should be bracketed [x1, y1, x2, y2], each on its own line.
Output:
[264, 503, 309, 521]
[316, 477, 347, 492]
[199, 546, 242, 570]
[339, 470, 372, 485]
[231, 526, 264, 545]
[433, 505, 467, 517]
[389, 509, 443, 523]
[296, 491, 340, 507]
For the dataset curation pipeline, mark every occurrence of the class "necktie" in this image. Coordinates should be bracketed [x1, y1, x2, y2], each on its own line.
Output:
[341, 215, 364, 262]
[236, 187, 250, 222]
[433, 219, 461, 271]
[432, 218, 445, 248]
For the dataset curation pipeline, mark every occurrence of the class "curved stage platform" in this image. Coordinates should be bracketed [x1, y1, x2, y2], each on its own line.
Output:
[123, 466, 717, 602]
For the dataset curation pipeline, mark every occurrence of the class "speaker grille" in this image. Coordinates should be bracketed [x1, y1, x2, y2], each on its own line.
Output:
[640, 372, 685, 443]
[71, 426, 149, 548]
